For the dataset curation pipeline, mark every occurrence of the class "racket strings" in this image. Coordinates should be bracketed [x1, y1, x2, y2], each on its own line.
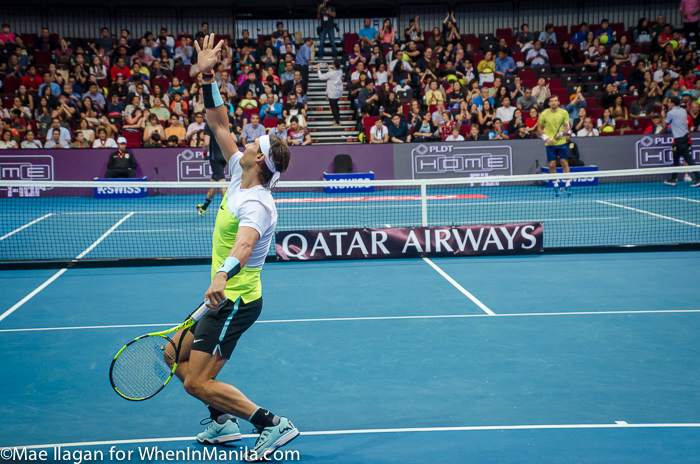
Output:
[111, 335, 177, 400]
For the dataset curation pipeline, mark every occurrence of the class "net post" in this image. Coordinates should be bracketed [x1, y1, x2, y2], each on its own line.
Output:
[420, 181, 428, 227]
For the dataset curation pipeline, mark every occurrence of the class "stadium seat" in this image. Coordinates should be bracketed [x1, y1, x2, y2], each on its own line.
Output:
[363, 116, 378, 140]
[587, 107, 604, 120]
[600, 130, 619, 136]
[496, 28, 513, 37]
[153, 78, 171, 90]
[460, 124, 471, 135]
[263, 117, 278, 132]
[551, 88, 568, 102]
[35, 51, 53, 66]
[553, 26, 568, 38]
[554, 65, 574, 77]
[505, 36, 517, 48]
[512, 52, 525, 65]
[623, 96, 637, 109]
[121, 130, 142, 147]
[569, 25, 580, 34]
[2, 78, 21, 94]
[617, 119, 635, 129]
[463, 37, 479, 53]
[242, 108, 258, 120]
[519, 69, 536, 81]
[547, 78, 562, 89]
[585, 97, 598, 108]
[174, 69, 191, 86]
[560, 73, 577, 85]
[637, 117, 652, 129]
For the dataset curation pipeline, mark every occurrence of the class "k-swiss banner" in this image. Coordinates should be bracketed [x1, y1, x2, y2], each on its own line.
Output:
[276, 223, 543, 261]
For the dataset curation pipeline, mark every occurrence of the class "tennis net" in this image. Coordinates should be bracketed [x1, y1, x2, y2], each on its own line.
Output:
[1, 166, 699, 263]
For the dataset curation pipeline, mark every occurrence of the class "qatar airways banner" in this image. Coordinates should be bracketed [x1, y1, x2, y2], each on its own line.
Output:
[276, 223, 543, 261]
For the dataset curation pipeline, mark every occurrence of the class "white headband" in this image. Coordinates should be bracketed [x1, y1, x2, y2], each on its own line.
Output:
[259, 135, 280, 188]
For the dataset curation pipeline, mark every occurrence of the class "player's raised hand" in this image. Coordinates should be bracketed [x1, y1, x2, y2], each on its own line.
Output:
[195, 33, 224, 75]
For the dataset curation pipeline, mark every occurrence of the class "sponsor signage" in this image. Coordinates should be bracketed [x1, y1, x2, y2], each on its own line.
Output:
[276, 223, 543, 261]
[93, 178, 148, 198]
[635, 135, 700, 168]
[0, 155, 55, 197]
[411, 143, 513, 179]
[322, 172, 374, 193]
[539, 166, 599, 186]
[177, 149, 231, 181]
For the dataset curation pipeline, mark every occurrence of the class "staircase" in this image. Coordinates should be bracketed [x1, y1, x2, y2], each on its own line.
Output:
[305, 38, 360, 145]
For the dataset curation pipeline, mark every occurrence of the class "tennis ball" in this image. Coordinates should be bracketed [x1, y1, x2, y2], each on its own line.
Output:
[670, 40, 679, 49]
[602, 125, 614, 133]
[599, 34, 608, 45]
[402, 53, 410, 61]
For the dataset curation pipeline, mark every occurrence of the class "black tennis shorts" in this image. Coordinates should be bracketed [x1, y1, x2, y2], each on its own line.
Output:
[191, 297, 263, 359]
[210, 156, 227, 181]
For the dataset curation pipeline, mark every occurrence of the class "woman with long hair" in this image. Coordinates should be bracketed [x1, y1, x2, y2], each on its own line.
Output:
[80, 96, 100, 126]
[294, 83, 307, 107]
[597, 108, 616, 131]
[16, 84, 34, 112]
[428, 27, 445, 55]
[167, 76, 189, 98]
[478, 99, 496, 133]
[89, 55, 107, 78]
[407, 99, 422, 126]
[611, 95, 629, 120]
[379, 19, 396, 47]
[149, 83, 170, 107]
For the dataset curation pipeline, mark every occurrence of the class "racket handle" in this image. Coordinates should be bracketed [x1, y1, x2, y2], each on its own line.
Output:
[191, 300, 213, 322]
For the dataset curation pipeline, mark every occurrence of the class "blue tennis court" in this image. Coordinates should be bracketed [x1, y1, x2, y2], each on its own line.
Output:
[2, 179, 700, 261]
[1, 252, 700, 462]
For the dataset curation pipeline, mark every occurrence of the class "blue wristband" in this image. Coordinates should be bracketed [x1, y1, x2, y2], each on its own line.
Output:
[203, 82, 224, 109]
[216, 257, 241, 280]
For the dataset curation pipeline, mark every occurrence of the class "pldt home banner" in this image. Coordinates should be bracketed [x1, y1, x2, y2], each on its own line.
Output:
[276, 223, 543, 261]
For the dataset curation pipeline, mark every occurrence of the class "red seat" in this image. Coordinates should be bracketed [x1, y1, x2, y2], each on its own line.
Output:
[548, 51, 563, 66]
[343, 34, 359, 56]
[585, 97, 597, 108]
[263, 117, 278, 132]
[551, 88, 568, 102]
[600, 130, 619, 136]
[569, 25, 580, 34]
[153, 77, 171, 90]
[616, 118, 635, 128]
[512, 52, 525, 64]
[547, 78, 562, 89]
[2, 78, 21, 94]
[121, 130, 142, 148]
[463, 37, 479, 53]
[214, 34, 231, 47]
[34, 51, 53, 66]
[522, 79, 538, 89]
[460, 124, 471, 135]
[587, 107, 603, 121]
[623, 96, 637, 109]
[623, 129, 643, 135]
[496, 28, 512, 37]
[174, 69, 191, 86]
[519, 69, 536, 80]
[23, 33, 38, 45]
[638, 117, 652, 129]
[553, 26, 568, 38]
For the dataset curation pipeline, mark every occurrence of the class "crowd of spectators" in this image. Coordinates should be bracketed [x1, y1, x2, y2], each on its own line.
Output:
[0, 21, 313, 149]
[0, 4, 696, 150]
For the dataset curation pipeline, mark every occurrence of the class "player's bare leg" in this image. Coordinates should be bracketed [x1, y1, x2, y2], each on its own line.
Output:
[560, 158, 572, 194]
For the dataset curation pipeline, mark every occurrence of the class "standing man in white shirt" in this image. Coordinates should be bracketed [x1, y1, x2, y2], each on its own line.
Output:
[316, 60, 344, 126]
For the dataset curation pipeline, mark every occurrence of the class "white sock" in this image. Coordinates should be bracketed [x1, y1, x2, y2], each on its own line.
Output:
[565, 179, 571, 187]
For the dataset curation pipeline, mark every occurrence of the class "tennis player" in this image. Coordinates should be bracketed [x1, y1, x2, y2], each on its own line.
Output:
[538, 95, 572, 196]
[170, 34, 297, 462]
[196, 121, 235, 215]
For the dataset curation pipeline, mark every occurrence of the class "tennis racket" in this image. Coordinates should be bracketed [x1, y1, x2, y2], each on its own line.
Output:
[109, 299, 218, 401]
[551, 120, 568, 143]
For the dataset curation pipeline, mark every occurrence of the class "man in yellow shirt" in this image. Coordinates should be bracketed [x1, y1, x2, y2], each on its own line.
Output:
[538, 95, 571, 195]
[164, 114, 186, 142]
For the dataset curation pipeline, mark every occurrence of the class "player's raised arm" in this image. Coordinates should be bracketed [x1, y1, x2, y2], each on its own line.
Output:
[196, 34, 238, 162]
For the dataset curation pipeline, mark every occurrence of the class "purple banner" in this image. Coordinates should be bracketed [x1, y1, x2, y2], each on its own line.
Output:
[276, 223, 543, 261]
[0, 145, 395, 183]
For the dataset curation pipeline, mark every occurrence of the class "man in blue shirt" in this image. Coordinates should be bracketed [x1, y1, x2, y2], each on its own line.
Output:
[594, 19, 616, 43]
[388, 114, 411, 143]
[239, 114, 266, 145]
[46, 118, 72, 146]
[664, 96, 700, 186]
[295, 38, 312, 82]
[565, 91, 587, 119]
[470, 87, 495, 115]
[570, 23, 588, 47]
[38, 72, 60, 96]
[495, 50, 516, 77]
[358, 18, 378, 53]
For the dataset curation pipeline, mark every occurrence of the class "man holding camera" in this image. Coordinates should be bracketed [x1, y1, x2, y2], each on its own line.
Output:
[317, 0, 337, 60]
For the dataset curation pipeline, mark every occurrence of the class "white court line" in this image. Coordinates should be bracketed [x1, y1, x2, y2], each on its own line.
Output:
[62, 211, 194, 215]
[0, 269, 67, 324]
[112, 228, 214, 233]
[1, 213, 134, 325]
[596, 200, 700, 228]
[74, 213, 134, 259]
[422, 257, 495, 315]
[12, 422, 700, 450]
[676, 197, 700, 204]
[2, 309, 699, 333]
[0, 213, 53, 241]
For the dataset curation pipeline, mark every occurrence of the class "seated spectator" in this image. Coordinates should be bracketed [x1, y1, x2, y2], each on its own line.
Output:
[358, 18, 379, 53]
[240, 70, 265, 98]
[269, 119, 288, 139]
[610, 36, 632, 66]
[143, 114, 165, 143]
[516, 23, 535, 52]
[566, 90, 587, 119]
[517, 87, 539, 112]
[76, 119, 95, 143]
[144, 132, 163, 148]
[149, 97, 171, 122]
[240, 91, 259, 109]
[495, 50, 516, 77]
[165, 94, 186, 123]
[602, 64, 628, 91]
[425, 80, 446, 106]
[39, 72, 61, 96]
[561, 132, 585, 166]
[369, 118, 389, 143]
[512, 123, 532, 139]
[0, 130, 18, 149]
[34, 27, 58, 52]
[428, 27, 445, 55]
[21, 131, 42, 149]
[445, 126, 464, 141]
[571, 22, 589, 47]
[153, 35, 172, 59]
[525, 107, 540, 132]
[359, 81, 380, 116]
[532, 77, 551, 106]
[167, 77, 190, 98]
[166, 135, 180, 147]
[577, 117, 599, 137]
[104, 138, 137, 177]
[488, 118, 509, 139]
[110, 56, 131, 81]
[526, 41, 549, 68]
[47, 118, 72, 146]
[412, 112, 438, 141]
[388, 114, 411, 143]
[174, 37, 193, 65]
[507, 108, 524, 134]
[286, 116, 311, 146]
[633, 18, 652, 44]
[240, 113, 265, 144]
[165, 114, 186, 142]
[351, 62, 372, 84]
[190, 130, 204, 148]
[595, 19, 616, 44]
[22, 65, 43, 91]
[571, 107, 588, 133]
[584, 31, 600, 53]
[44, 129, 69, 149]
[539, 24, 557, 45]
[71, 132, 90, 148]
[478, 100, 496, 133]
[495, 96, 516, 124]
[477, 51, 496, 82]
[465, 124, 483, 141]
[643, 113, 666, 134]
[431, 101, 448, 125]
[597, 108, 616, 131]
[186, 112, 206, 141]
[610, 95, 629, 120]
[584, 44, 610, 73]
[601, 83, 620, 108]
[471, 87, 495, 115]
[259, 97, 283, 120]
[0, 23, 17, 44]
[560, 41, 580, 66]
[110, 76, 129, 100]
[440, 111, 459, 140]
